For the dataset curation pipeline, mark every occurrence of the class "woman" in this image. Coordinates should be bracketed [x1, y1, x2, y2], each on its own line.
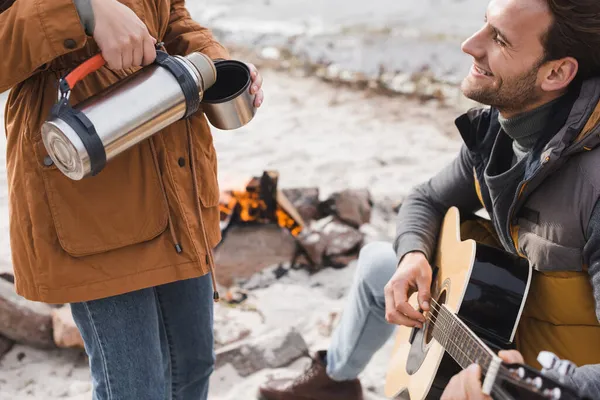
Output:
[0, 0, 263, 398]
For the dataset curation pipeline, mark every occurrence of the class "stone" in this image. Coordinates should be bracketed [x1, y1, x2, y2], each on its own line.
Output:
[0, 335, 14, 359]
[297, 216, 364, 270]
[51, 305, 84, 349]
[0, 278, 55, 348]
[320, 189, 373, 228]
[215, 327, 308, 377]
[214, 224, 298, 287]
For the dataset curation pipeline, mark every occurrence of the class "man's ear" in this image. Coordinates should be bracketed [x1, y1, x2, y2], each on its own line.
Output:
[540, 57, 579, 92]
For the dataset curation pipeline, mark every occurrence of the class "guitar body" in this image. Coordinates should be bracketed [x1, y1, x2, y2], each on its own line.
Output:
[385, 207, 531, 399]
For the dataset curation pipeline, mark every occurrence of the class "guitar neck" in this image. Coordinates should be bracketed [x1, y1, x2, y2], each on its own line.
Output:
[430, 303, 497, 372]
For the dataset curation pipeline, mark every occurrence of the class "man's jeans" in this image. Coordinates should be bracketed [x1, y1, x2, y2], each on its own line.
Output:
[70, 274, 215, 400]
[326, 241, 397, 381]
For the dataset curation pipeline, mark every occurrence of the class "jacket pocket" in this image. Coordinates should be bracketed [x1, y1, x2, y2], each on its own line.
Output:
[34, 139, 169, 257]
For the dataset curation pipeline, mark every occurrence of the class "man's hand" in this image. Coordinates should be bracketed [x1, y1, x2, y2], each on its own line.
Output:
[91, 0, 157, 70]
[441, 350, 525, 400]
[247, 63, 264, 107]
[384, 251, 432, 328]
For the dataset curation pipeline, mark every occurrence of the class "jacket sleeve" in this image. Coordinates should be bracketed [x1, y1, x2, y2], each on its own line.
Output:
[0, 0, 87, 93]
[393, 144, 482, 263]
[570, 199, 600, 399]
[162, 0, 229, 60]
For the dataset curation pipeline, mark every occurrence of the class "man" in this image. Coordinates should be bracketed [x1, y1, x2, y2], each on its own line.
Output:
[1, 0, 263, 399]
[258, 0, 600, 399]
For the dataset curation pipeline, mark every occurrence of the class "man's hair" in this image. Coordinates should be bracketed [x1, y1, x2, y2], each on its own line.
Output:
[543, 0, 600, 80]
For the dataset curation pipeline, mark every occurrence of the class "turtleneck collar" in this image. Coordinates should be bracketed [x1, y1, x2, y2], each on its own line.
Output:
[498, 97, 562, 154]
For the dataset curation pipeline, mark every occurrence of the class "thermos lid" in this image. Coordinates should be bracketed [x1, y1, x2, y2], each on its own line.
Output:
[182, 52, 217, 92]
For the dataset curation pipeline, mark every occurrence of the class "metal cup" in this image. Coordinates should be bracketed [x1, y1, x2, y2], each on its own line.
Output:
[202, 60, 257, 130]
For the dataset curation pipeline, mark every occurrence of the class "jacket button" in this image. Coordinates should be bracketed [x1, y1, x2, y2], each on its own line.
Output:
[43, 156, 54, 167]
[178, 157, 185, 167]
[63, 39, 77, 49]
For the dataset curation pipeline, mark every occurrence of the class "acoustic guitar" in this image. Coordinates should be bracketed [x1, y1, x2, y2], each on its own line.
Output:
[384, 207, 584, 400]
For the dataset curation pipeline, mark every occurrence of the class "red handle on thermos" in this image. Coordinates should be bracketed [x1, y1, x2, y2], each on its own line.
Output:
[63, 53, 106, 90]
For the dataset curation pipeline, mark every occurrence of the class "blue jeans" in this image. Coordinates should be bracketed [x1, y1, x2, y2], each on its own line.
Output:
[70, 274, 215, 400]
[326, 241, 397, 381]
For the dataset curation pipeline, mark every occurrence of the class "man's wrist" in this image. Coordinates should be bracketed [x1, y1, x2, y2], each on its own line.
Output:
[397, 250, 427, 268]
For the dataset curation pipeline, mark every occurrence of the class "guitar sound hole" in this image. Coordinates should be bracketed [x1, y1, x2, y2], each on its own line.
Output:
[425, 289, 447, 346]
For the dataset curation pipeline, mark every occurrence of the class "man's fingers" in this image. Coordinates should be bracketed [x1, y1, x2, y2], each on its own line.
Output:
[385, 286, 420, 327]
[392, 280, 425, 323]
[498, 350, 524, 364]
[389, 311, 423, 328]
[417, 271, 432, 311]
[466, 364, 490, 400]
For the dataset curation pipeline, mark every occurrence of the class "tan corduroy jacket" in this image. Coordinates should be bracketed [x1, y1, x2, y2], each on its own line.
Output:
[1, 0, 229, 303]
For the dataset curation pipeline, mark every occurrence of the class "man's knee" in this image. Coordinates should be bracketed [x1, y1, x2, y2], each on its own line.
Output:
[356, 241, 397, 289]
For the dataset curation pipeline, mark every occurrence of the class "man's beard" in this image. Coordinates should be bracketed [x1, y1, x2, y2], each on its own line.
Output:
[461, 64, 543, 115]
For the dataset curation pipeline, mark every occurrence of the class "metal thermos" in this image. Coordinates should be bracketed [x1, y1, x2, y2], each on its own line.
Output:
[42, 50, 217, 181]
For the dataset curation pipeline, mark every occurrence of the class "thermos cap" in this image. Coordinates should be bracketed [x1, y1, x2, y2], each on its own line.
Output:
[180, 52, 217, 93]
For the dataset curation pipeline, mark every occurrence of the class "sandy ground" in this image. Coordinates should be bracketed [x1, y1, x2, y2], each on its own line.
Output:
[0, 0, 487, 396]
[0, 61, 471, 399]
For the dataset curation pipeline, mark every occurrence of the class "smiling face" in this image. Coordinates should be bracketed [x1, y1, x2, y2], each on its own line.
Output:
[460, 0, 556, 117]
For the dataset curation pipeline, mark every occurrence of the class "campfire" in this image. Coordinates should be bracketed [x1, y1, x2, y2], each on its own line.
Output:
[214, 170, 374, 288]
[219, 171, 304, 239]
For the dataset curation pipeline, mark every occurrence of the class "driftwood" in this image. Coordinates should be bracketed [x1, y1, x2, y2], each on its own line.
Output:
[0, 278, 55, 349]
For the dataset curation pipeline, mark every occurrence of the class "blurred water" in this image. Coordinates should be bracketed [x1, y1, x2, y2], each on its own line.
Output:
[189, 0, 488, 83]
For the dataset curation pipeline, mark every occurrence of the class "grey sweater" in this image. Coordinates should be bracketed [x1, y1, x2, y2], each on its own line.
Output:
[394, 102, 600, 399]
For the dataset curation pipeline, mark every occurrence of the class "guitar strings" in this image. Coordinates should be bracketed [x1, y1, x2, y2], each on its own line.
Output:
[408, 303, 550, 396]
[421, 299, 531, 384]
[421, 303, 533, 388]
[423, 300, 552, 391]
[424, 300, 516, 378]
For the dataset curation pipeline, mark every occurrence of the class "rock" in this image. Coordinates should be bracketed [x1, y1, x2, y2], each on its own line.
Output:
[215, 327, 308, 377]
[320, 189, 373, 228]
[0, 278, 55, 348]
[297, 216, 364, 270]
[281, 187, 320, 222]
[51, 305, 84, 349]
[0, 272, 14, 284]
[0, 335, 14, 359]
[214, 224, 298, 287]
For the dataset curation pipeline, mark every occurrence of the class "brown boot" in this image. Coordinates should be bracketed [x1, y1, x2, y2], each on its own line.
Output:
[257, 351, 363, 400]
